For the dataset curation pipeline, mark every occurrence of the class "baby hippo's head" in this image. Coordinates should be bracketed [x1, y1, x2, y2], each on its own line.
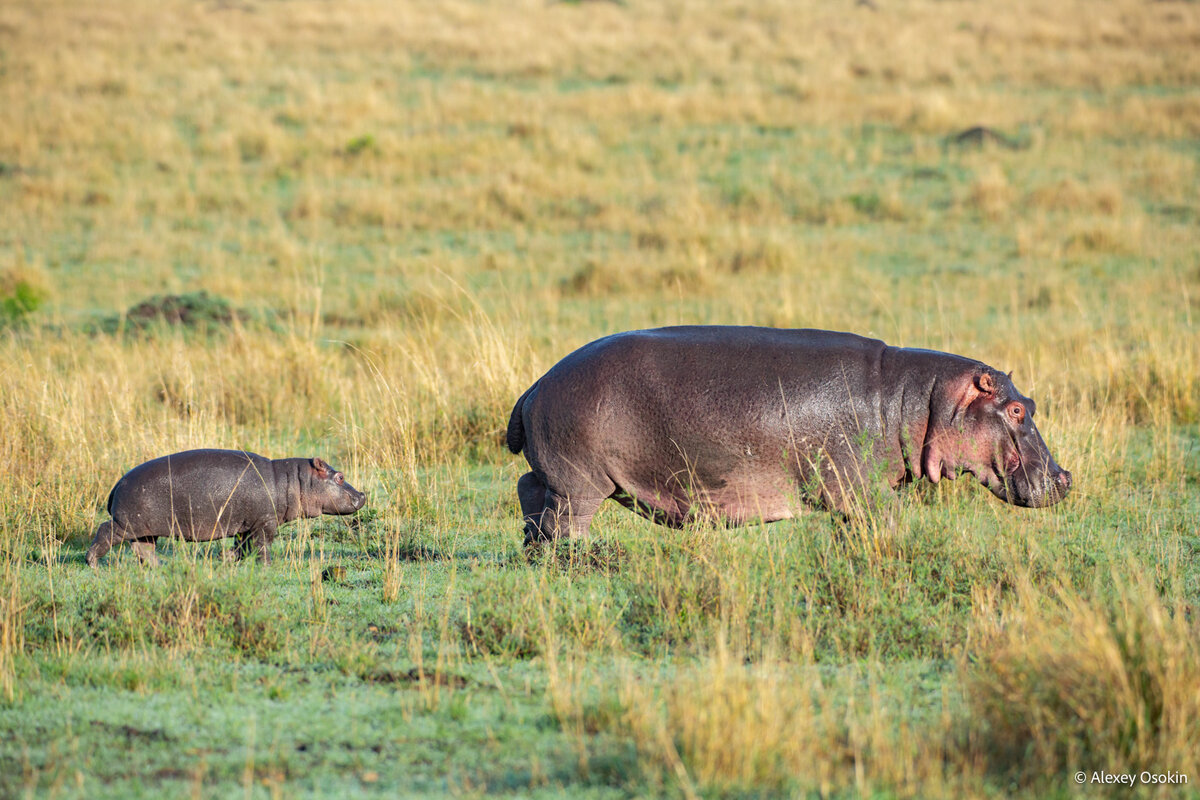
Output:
[303, 457, 367, 517]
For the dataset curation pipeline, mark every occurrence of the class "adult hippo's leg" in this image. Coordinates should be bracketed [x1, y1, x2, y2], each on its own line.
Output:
[797, 444, 900, 533]
[522, 469, 613, 547]
[836, 482, 900, 534]
[517, 472, 548, 544]
[526, 491, 607, 546]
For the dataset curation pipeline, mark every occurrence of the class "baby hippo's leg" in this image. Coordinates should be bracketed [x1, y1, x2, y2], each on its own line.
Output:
[224, 533, 254, 563]
[86, 521, 118, 568]
[86, 520, 141, 567]
[252, 523, 278, 564]
[129, 539, 160, 567]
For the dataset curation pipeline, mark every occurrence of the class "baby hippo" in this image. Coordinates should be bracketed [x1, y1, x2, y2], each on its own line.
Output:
[86, 449, 367, 567]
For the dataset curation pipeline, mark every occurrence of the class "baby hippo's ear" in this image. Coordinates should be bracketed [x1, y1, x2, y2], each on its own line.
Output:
[311, 457, 331, 477]
[975, 372, 996, 395]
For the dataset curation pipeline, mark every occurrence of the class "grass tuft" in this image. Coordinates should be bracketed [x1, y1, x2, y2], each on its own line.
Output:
[0, 259, 50, 326]
[965, 572, 1200, 785]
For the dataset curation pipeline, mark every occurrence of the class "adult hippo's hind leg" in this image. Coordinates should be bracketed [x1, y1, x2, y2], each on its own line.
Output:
[523, 486, 610, 547]
[517, 472, 548, 544]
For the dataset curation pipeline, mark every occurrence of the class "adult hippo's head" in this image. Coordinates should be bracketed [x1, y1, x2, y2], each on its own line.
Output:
[925, 370, 1072, 508]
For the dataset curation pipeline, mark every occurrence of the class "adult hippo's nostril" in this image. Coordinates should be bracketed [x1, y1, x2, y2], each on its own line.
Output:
[1057, 470, 1072, 490]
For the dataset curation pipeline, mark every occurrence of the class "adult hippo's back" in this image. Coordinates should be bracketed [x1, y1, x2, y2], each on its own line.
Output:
[507, 326, 1071, 545]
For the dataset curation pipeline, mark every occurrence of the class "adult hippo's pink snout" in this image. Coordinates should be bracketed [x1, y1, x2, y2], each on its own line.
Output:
[507, 326, 1071, 545]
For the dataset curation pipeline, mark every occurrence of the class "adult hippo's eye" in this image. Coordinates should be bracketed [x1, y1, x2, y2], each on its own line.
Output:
[335, 473, 344, 484]
[1008, 403, 1025, 423]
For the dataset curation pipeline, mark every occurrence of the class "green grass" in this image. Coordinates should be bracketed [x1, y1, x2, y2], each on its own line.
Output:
[4, 467, 1197, 796]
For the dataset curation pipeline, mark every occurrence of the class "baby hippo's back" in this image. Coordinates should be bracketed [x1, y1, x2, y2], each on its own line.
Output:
[109, 449, 279, 542]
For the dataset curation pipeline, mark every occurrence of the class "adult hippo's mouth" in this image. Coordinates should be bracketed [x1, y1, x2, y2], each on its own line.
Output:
[978, 457, 1072, 508]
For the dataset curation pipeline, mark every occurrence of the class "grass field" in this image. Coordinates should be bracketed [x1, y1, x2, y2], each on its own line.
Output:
[1, 0, 1199, 796]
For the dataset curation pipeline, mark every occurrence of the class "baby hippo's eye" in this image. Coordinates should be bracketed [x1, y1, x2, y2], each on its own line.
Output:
[1008, 403, 1025, 423]
[335, 473, 344, 485]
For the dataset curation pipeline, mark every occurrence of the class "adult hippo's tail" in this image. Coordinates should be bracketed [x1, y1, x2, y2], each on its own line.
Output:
[506, 383, 537, 454]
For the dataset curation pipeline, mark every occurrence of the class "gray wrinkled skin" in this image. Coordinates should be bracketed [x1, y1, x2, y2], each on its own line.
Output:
[507, 326, 1071, 545]
[86, 449, 367, 567]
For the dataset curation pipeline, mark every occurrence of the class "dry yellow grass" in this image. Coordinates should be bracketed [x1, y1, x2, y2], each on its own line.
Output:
[966, 570, 1200, 784]
[606, 643, 967, 797]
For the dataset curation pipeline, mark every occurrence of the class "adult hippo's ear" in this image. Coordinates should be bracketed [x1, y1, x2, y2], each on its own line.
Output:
[954, 370, 997, 416]
[311, 457, 331, 477]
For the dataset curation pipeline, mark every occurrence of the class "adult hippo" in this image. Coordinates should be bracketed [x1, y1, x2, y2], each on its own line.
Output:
[507, 326, 1071, 544]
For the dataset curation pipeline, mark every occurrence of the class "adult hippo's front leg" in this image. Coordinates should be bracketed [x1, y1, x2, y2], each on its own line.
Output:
[833, 476, 902, 533]
[798, 455, 887, 527]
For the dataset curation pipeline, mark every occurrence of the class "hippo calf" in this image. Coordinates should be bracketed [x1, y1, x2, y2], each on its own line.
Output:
[507, 326, 1071, 544]
[86, 449, 367, 567]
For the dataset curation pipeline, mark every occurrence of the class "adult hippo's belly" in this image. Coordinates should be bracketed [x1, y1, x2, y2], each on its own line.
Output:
[507, 326, 1071, 545]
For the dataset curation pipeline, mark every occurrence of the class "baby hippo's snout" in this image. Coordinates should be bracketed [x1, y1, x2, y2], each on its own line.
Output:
[340, 483, 368, 514]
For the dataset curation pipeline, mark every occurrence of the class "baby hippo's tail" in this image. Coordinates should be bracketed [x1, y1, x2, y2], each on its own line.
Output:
[506, 383, 536, 454]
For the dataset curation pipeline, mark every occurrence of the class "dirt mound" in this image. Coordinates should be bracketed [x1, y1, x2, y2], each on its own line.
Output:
[124, 291, 242, 330]
[92, 291, 250, 337]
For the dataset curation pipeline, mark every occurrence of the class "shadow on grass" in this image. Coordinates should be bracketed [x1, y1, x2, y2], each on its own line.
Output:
[471, 742, 642, 795]
[55, 531, 637, 575]
[361, 666, 471, 688]
[523, 537, 629, 574]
